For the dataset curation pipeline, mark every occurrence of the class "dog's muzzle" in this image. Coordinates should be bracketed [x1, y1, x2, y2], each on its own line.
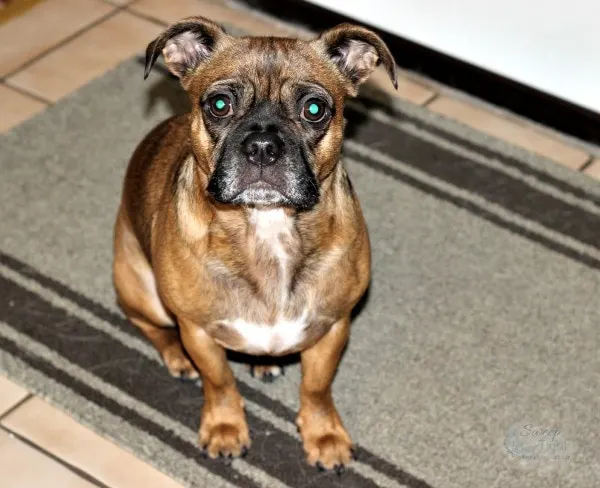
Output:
[207, 109, 319, 210]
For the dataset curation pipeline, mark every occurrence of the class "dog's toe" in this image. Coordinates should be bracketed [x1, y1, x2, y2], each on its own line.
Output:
[199, 421, 251, 460]
[249, 364, 283, 382]
[163, 344, 199, 381]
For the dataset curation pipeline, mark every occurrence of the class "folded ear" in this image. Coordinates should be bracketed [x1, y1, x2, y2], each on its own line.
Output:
[313, 23, 397, 96]
[144, 16, 228, 82]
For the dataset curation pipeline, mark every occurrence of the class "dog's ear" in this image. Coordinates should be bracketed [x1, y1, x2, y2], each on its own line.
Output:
[144, 16, 228, 82]
[313, 23, 397, 96]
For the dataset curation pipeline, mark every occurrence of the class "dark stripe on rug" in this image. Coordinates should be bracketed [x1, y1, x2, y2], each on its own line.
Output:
[343, 109, 600, 252]
[345, 153, 600, 271]
[0, 251, 435, 487]
[0, 338, 257, 488]
[351, 97, 600, 208]
[0, 272, 401, 488]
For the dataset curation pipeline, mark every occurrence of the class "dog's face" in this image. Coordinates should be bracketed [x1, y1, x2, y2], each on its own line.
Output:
[145, 18, 396, 210]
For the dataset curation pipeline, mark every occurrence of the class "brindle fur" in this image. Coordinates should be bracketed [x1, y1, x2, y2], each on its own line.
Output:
[113, 17, 396, 469]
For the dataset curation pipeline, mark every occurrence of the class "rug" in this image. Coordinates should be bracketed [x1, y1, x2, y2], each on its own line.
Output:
[1, 52, 599, 488]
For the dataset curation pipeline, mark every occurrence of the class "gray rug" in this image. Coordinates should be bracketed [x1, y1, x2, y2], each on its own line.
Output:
[1, 54, 599, 488]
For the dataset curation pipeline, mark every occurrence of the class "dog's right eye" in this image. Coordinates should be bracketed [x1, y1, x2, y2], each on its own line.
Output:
[301, 98, 329, 123]
[207, 95, 233, 117]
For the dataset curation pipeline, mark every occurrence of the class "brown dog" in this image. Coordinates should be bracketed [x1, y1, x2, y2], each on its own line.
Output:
[113, 16, 396, 471]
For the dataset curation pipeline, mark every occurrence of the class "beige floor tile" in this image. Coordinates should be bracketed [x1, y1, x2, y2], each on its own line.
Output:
[7, 11, 161, 102]
[0, 430, 95, 488]
[364, 67, 435, 106]
[129, 0, 201, 25]
[2, 396, 185, 488]
[0, 375, 29, 415]
[0, 84, 47, 132]
[427, 96, 590, 170]
[583, 159, 600, 180]
[0, 0, 114, 77]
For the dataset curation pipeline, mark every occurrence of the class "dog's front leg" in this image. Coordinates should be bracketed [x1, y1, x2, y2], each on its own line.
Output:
[179, 319, 250, 459]
[297, 316, 353, 472]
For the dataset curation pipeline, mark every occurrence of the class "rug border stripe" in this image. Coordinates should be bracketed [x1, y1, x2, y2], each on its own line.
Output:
[0, 323, 293, 488]
[345, 154, 600, 270]
[344, 150, 600, 261]
[342, 109, 600, 252]
[0, 264, 418, 488]
[347, 101, 600, 216]
[0, 334, 256, 488]
[0, 251, 433, 487]
[350, 97, 600, 207]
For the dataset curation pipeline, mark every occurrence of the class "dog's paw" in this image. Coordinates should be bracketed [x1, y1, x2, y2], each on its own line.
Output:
[249, 364, 284, 383]
[199, 408, 250, 459]
[162, 343, 199, 381]
[297, 408, 353, 472]
[304, 430, 353, 473]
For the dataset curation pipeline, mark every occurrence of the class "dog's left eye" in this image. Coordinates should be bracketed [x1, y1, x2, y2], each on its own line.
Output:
[207, 95, 233, 117]
[301, 99, 328, 123]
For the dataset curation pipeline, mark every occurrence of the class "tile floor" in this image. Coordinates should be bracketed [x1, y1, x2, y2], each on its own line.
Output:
[0, 374, 185, 487]
[0, 0, 599, 485]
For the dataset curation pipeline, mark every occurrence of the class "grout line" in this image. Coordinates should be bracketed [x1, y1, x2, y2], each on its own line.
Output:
[223, 0, 309, 36]
[101, 0, 131, 5]
[421, 84, 600, 158]
[420, 90, 597, 165]
[125, 5, 168, 27]
[1, 81, 53, 105]
[0, 424, 112, 488]
[1, 4, 125, 81]
[421, 92, 439, 107]
[578, 155, 595, 172]
[0, 394, 33, 422]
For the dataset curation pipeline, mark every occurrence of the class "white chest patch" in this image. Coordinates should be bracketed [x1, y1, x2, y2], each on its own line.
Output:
[250, 208, 295, 305]
[250, 208, 293, 251]
[224, 311, 309, 355]
[215, 209, 307, 355]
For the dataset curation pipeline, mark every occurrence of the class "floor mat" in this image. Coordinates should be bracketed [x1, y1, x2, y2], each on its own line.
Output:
[1, 54, 599, 488]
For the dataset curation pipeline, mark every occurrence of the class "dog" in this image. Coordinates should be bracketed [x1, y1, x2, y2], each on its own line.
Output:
[113, 16, 396, 472]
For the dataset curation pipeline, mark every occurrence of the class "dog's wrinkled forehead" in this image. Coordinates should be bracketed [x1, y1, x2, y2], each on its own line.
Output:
[194, 38, 341, 99]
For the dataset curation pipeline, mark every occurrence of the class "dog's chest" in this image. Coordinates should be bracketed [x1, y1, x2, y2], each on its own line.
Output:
[249, 208, 298, 301]
[214, 209, 309, 355]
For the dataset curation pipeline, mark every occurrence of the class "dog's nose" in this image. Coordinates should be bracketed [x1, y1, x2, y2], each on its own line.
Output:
[242, 132, 283, 166]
